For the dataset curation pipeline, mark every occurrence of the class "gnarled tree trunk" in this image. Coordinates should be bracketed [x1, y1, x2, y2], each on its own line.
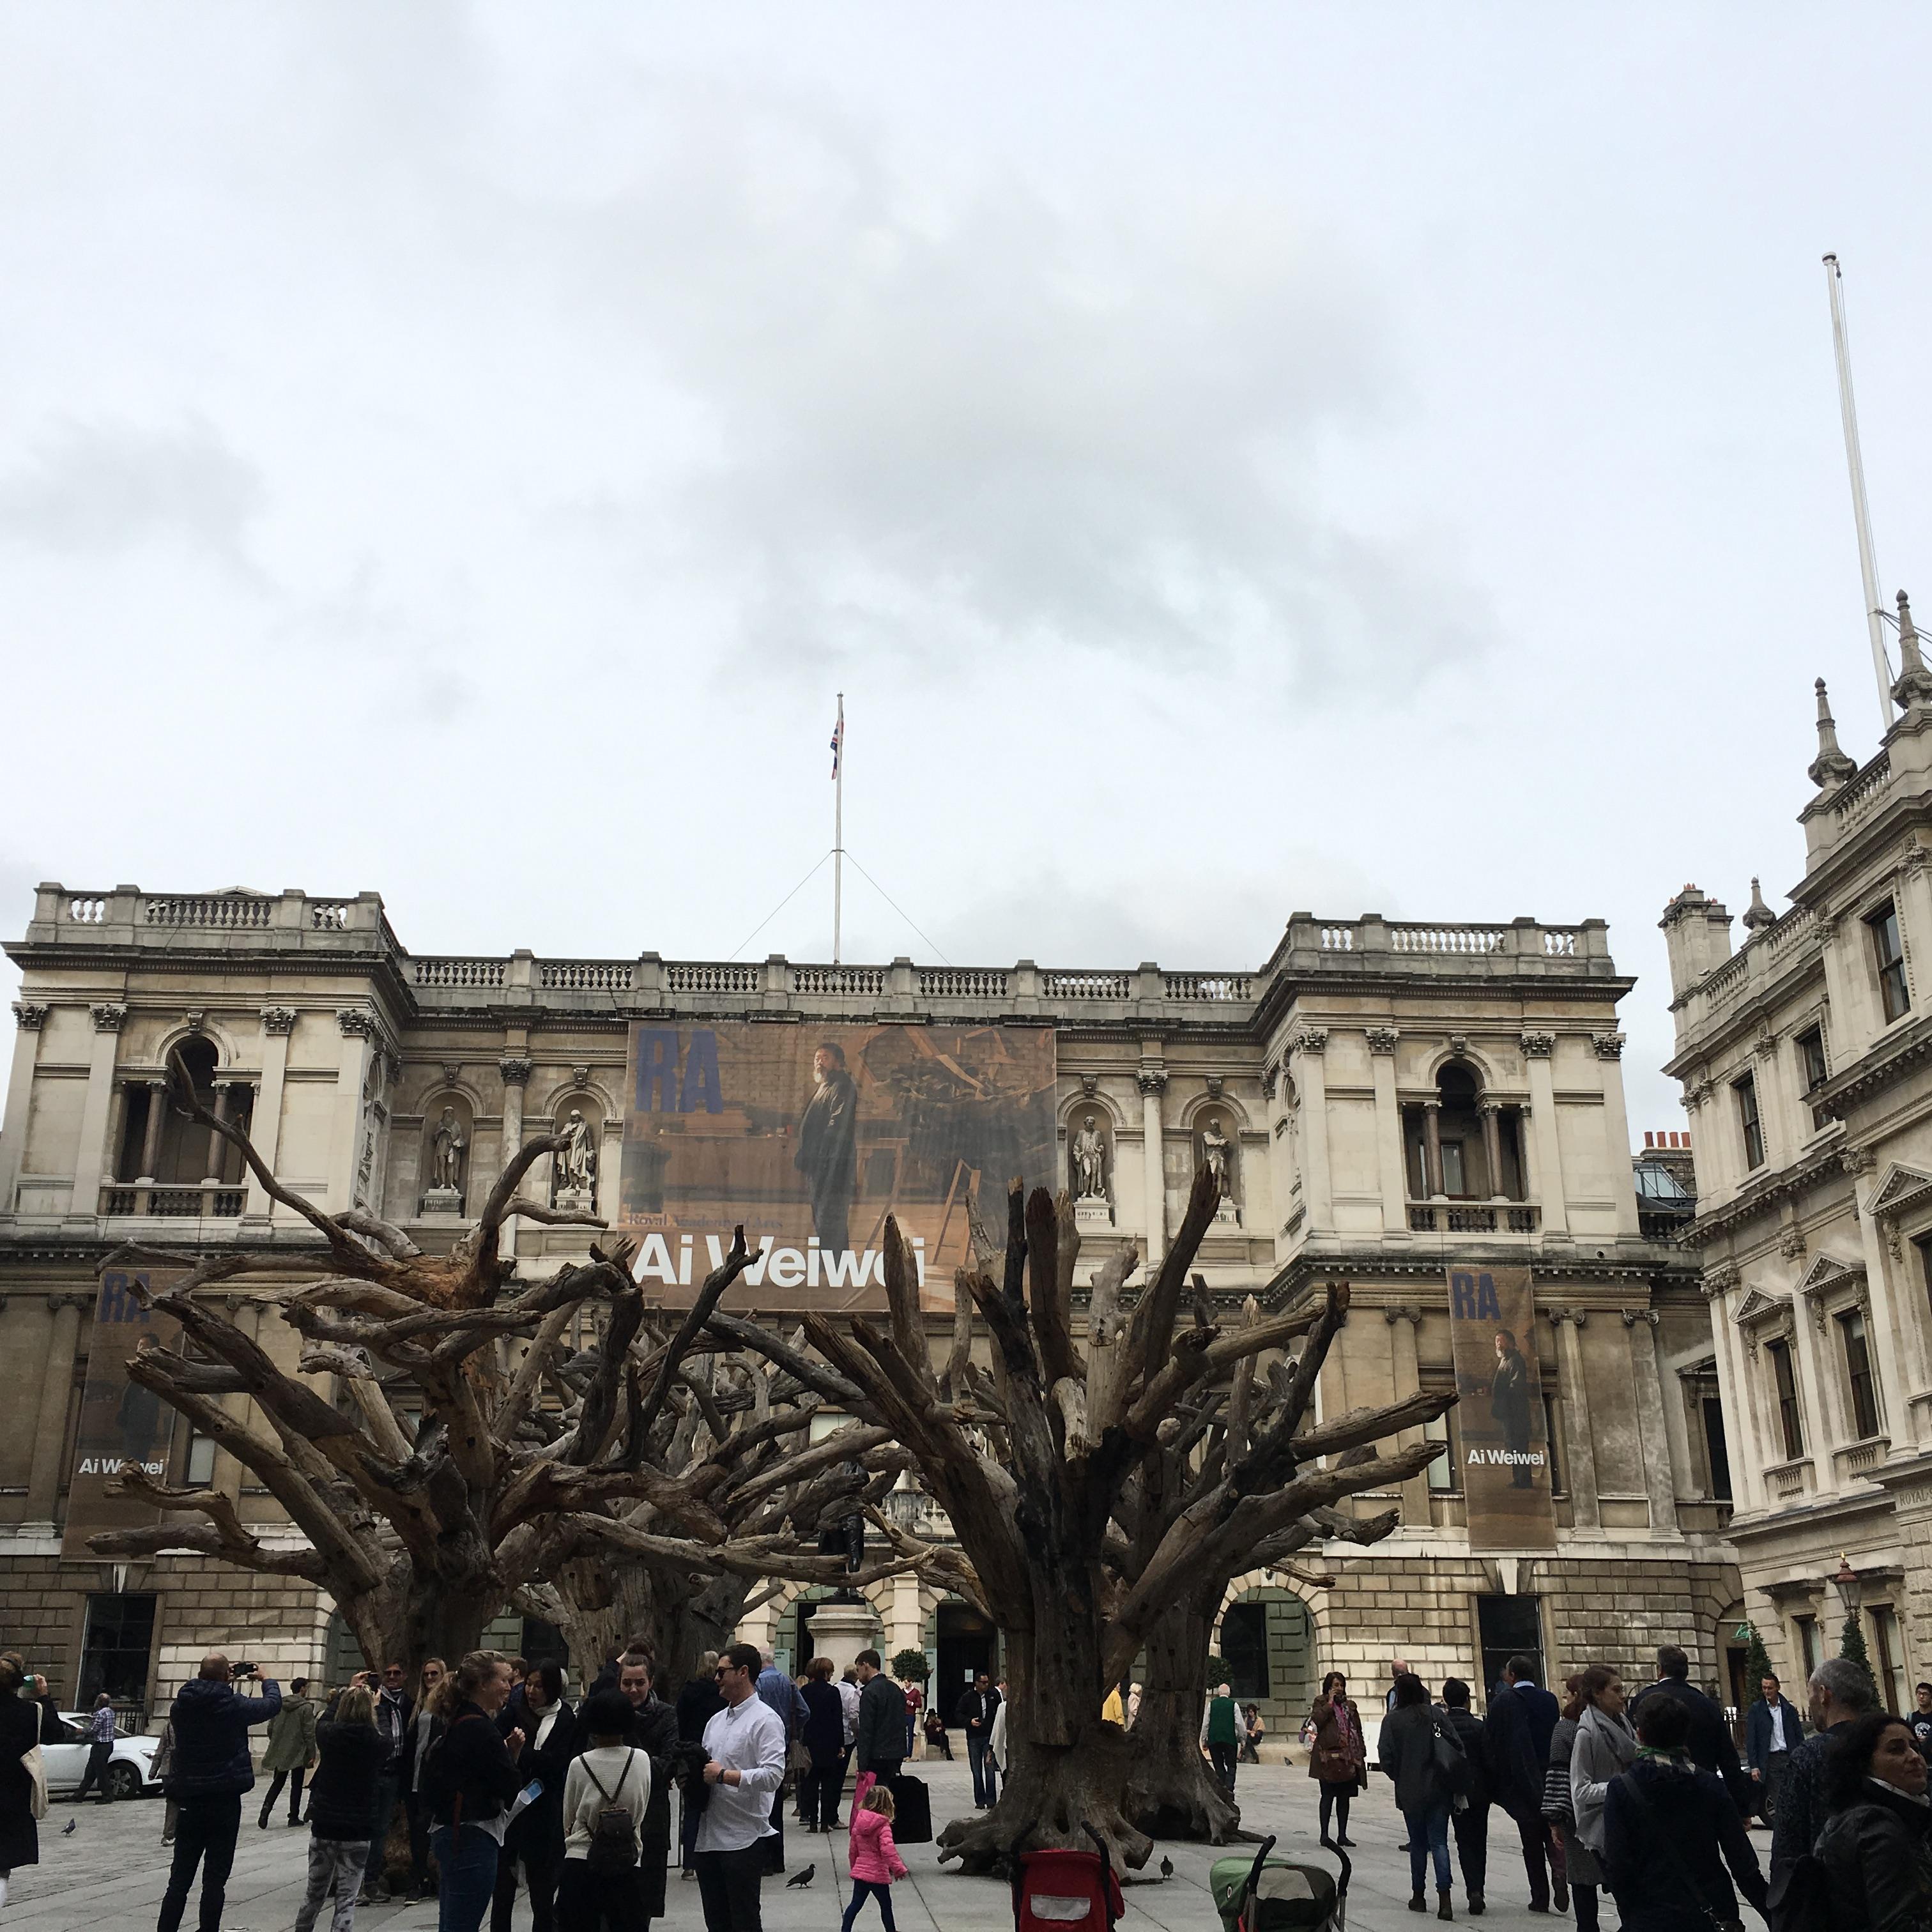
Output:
[1123, 1591, 1238, 1844]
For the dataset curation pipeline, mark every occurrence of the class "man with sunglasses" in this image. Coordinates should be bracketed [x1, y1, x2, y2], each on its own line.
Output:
[357, 1661, 413, 1906]
[695, 1644, 787, 1932]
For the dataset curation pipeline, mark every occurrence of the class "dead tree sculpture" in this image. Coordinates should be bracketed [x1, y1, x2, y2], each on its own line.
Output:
[88, 1054, 916, 1676]
[719, 1168, 1452, 1873]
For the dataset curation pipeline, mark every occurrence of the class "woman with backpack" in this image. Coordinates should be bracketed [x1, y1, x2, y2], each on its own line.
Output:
[559, 1690, 652, 1932]
[841, 1780, 908, 1932]
[1602, 1691, 1765, 1932]
[425, 1652, 528, 1932]
[1379, 1671, 1463, 1921]
[293, 1684, 385, 1932]
[1567, 1667, 1637, 1932]
[1814, 1708, 1932, 1932]
[492, 1662, 577, 1932]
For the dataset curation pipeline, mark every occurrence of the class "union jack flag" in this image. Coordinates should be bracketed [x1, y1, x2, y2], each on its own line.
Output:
[830, 699, 843, 779]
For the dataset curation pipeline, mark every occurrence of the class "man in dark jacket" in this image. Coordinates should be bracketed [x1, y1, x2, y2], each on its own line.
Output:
[1629, 1646, 1748, 1816]
[1744, 1671, 1807, 1823]
[1485, 1653, 1559, 1912]
[359, 1661, 414, 1905]
[156, 1653, 280, 1932]
[1439, 1679, 1492, 1913]
[957, 1675, 1002, 1809]
[795, 1043, 859, 1256]
[1770, 1657, 1879, 1878]
[854, 1650, 907, 1784]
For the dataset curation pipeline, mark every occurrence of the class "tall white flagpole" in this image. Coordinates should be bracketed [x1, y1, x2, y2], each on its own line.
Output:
[832, 693, 845, 964]
[1823, 253, 1894, 726]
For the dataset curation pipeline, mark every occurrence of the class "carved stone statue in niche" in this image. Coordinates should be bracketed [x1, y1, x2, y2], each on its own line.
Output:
[424, 1105, 467, 1213]
[553, 1108, 598, 1209]
[1072, 1113, 1109, 1199]
[1200, 1114, 1236, 1202]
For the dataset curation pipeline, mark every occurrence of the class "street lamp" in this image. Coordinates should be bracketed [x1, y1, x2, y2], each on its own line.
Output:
[1833, 1553, 1862, 1618]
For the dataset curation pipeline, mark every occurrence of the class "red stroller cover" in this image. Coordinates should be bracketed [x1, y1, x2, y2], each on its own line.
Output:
[1015, 1849, 1124, 1932]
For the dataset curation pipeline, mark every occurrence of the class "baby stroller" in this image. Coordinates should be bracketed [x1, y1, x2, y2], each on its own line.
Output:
[1010, 1825, 1124, 1932]
[1209, 1835, 1349, 1932]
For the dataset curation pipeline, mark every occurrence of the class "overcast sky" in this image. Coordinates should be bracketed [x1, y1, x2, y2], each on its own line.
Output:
[5, 4, 1931, 1143]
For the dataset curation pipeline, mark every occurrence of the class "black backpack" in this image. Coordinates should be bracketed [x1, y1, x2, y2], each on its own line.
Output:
[582, 1752, 641, 1875]
[1767, 1851, 1834, 1932]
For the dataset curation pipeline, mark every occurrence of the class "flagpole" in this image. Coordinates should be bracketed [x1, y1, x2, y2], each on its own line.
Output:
[833, 693, 845, 963]
[1823, 254, 1894, 725]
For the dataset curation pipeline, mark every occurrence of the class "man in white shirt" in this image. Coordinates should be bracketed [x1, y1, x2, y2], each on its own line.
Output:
[696, 1642, 788, 1932]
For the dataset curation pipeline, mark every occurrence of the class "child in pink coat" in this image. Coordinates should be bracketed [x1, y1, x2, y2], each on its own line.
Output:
[843, 1782, 908, 1932]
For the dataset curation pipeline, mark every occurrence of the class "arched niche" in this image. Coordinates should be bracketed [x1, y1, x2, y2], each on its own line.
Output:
[1181, 1091, 1246, 1209]
[1060, 1091, 1124, 1208]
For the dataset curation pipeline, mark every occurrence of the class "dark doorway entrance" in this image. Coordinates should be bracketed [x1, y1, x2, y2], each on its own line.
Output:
[1221, 1603, 1269, 1701]
[1475, 1595, 1544, 1696]
[936, 1600, 997, 1723]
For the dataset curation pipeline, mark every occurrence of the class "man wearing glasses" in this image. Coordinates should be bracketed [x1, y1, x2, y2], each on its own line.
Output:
[696, 1644, 788, 1932]
[359, 1661, 413, 1906]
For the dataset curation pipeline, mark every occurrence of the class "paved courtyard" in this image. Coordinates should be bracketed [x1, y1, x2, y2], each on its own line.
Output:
[2, 1751, 1730, 1931]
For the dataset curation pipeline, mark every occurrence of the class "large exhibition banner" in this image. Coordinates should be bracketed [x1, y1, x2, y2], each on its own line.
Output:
[61, 1268, 181, 1560]
[618, 1022, 1058, 1310]
[1446, 1264, 1558, 1551]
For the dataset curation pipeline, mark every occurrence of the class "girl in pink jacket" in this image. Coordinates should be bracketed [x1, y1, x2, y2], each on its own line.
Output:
[843, 1783, 908, 1931]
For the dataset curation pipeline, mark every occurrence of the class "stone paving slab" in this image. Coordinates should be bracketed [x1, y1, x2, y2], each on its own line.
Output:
[3, 1754, 1751, 1931]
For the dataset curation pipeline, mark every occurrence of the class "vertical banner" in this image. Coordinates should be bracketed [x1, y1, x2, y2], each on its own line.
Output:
[1446, 1264, 1557, 1551]
[61, 1269, 180, 1560]
[620, 1021, 1057, 1310]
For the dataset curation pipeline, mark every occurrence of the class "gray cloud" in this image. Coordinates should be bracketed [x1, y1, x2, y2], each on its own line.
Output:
[0, 417, 265, 564]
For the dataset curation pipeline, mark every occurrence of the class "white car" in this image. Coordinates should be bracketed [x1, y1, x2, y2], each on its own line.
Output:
[43, 1713, 162, 1800]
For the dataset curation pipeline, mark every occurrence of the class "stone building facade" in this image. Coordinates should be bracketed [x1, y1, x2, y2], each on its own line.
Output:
[1, 884, 1735, 1729]
[1664, 645, 1932, 1715]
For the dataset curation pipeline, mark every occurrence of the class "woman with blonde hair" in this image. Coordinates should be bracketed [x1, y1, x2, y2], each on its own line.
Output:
[426, 1652, 526, 1932]
[295, 1684, 383, 1932]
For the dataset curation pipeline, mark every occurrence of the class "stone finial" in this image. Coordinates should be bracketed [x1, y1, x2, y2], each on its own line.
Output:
[1808, 678, 1857, 788]
[1741, 877, 1777, 930]
[1892, 590, 1932, 711]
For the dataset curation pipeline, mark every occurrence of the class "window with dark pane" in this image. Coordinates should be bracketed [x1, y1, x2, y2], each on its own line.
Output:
[1734, 1075, 1764, 1170]
[1868, 903, 1910, 1023]
[1767, 1339, 1803, 1459]
[1220, 1601, 1270, 1701]
[1838, 1308, 1881, 1439]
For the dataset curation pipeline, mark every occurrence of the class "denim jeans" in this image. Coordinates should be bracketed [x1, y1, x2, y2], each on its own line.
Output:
[432, 1822, 502, 1932]
[842, 1879, 898, 1932]
[967, 1735, 999, 1807]
[1405, 1800, 1452, 1893]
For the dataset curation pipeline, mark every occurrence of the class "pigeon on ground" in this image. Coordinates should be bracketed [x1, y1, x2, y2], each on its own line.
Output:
[1160, 1856, 1175, 1879]
[786, 1864, 816, 1889]
[61, 1818, 76, 1836]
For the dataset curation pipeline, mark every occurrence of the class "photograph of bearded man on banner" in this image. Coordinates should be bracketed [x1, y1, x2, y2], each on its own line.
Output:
[795, 1040, 859, 1255]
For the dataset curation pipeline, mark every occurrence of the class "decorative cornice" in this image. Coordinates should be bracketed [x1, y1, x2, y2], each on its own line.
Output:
[259, 1006, 297, 1036]
[1521, 1031, 1554, 1059]
[1591, 1032, 1626, 1059]
[1680, 1140, 1848, 1246]
[12, 1003, 48, 1032]
[1365, 1027, 1400, 1055]
[1700, 1262, 1739, 1301]
[90, 1002, 127, 1034]
[498, 1055, 533, 1087]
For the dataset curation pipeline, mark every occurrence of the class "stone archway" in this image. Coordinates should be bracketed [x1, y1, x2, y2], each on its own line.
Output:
[1211, 1575, 1317, 1730]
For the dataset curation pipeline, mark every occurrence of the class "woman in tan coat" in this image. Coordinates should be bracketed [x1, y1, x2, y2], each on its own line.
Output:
[1307, 1671, 1367, 1847]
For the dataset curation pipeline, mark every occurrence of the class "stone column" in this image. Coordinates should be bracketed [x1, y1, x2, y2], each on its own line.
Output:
[1550, 1309, 1600, 1530]
[326, 1011, 379, 1213]
[1522, 1034, 1567, 1233]
[1367, 1030, 1408, 1233]
[1422, 1100, 1445, 1199]
[1385, 1307, 1430, 1524]
[1289, 1030, 1331, 1234]
[1622, 1309, 1680, 1537]
[1480, 1101, 1505, 1202]
[69, 1003, 127, 1222]
[136, 1078, 167, 1182]
[1138, 1067, 1167, 1267]
[498, 1057, 533, 1261]
[1844, 1154, 1915, 1445]
[0, 1003, 49, 1213]
[1706, 1275, 1766, 1512]
[1592, 1035, 1642, 1234]
[1515, 1104, 1540, 1206]
[1788, 1288, 1846, 1466]
[247, 1008, 295, 1223]
[24, 1295, 84, 1528]
[205, 1080, 235, 1183]
[102, 1082, 129, 1186]
[888, 1572, 926, 1659]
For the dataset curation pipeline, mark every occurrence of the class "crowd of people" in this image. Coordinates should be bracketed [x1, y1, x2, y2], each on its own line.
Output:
[1314, 1646, 1932, 1932]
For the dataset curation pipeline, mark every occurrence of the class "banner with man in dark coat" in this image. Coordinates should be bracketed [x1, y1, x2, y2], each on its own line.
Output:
[1446, 1265, 1557, 1551]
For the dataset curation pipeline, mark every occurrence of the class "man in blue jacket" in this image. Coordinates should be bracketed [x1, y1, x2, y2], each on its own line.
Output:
[1743, 1670, 1807, 1823]
[1485, 1653, 1559, 1912]
[156, 1652, 280, 1932]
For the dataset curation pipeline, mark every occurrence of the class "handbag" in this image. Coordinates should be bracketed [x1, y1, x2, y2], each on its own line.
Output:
[1431, 1715, 1474, 1800]
[22, 1745, 47, 1821]
[1541, 1756, 1575, 1830]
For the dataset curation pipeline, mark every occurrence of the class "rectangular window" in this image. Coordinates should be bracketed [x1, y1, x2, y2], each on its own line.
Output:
[1767, 1339, 1804, 1460]
[78, 1592, 157, 1711]
[184, 1431, 216, 1487]
[1795, 1027, 1830, 1131]
[1869, 902, 1910, 1023]
[1839, 1309, 1882, 1439]
[1735, 1075, 1765, 1170]
[1541, 1392, 1563, 1494]
[1795, 1614, 1819, 1679]
[1220, 1602, 1270, 1701]
[1476, 1594, 1544, 1696]
[1869, 1606, 1907, 1715]
[1425, 1400, 1461, 1493]
[1441, 1140, 1466, 1197]
[1701, 1395, 1733, 1501]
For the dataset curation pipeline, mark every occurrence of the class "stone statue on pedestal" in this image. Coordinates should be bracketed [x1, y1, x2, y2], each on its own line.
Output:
[553, 1108, 597, 1206]
[431, 1107, 466, 1191]
[1072, 1114, 1108, 1199]
[1200, 1114, 1234, 1200]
